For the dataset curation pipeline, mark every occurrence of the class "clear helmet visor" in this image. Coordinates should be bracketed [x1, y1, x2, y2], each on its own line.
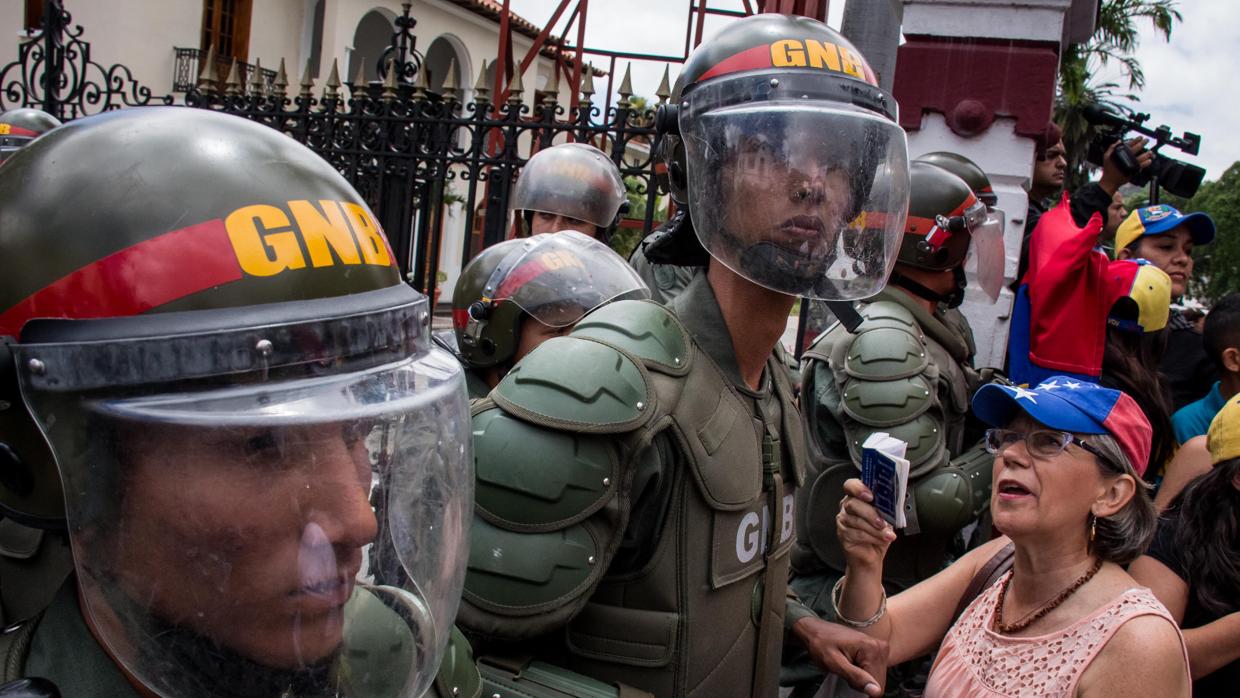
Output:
[16, 305, 472, 698]
[482, 230, 650, 327]
[680, 78, 909, 300]
[965, 207, 1007, 302]
[511, 142, 627, 229]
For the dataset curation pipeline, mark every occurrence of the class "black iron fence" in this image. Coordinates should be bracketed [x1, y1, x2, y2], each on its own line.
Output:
[184, 64, 664, 302]
[1, 1, 666, 304]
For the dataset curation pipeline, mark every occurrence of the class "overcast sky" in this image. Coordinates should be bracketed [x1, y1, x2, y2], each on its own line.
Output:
[505, 0, 1234, 181]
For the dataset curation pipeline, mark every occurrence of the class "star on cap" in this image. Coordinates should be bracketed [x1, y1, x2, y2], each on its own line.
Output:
[1063, 380, 1083, 390]
[1037, 379, 1061, 390]
[1010, 386, 1039, 403]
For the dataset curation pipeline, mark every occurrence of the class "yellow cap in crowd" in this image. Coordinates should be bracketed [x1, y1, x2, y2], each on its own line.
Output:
[1207, 394, 1240, 464]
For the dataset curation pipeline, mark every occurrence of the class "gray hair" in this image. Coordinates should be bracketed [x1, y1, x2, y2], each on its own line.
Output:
[1080, 433, 1157, 565]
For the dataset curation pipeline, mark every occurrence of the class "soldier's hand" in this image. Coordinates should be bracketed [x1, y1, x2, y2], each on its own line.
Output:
[837, 478, 896, 571]
[791, 616, 887, 697]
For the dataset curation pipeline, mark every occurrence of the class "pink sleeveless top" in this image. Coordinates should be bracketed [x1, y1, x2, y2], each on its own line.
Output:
[924, 572, 1187, 697]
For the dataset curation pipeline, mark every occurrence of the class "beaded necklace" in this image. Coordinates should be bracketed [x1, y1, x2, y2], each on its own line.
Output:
[993, 557, 1104, 634]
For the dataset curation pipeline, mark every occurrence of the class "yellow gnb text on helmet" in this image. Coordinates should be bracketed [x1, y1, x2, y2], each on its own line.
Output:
[225, 199, 393, 277]
[769, 39, 868, 79]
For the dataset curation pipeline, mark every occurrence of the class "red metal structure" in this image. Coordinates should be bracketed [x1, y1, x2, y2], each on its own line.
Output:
[487, 0, 830, 116]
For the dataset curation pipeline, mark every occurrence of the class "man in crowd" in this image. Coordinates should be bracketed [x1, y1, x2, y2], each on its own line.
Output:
[1017, 123, 1153, 282]
[786, 162, 996, 694]
[1114, 204, 1218, 408]
[1173, 293, 1240, 443]
[510, 142, 628, 241]
[456, 15, 908, 697]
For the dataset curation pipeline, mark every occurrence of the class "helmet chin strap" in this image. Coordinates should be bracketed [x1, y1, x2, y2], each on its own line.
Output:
[890, 268, 966, 309]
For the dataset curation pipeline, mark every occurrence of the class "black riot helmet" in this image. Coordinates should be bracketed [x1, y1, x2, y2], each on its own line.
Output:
[0, 107, 472, 697]
[0, 108, 61, 163]
[897, 161, 983, 271]
[511, 143, 628, 241]
[649, 13, 909, 300]
[913, 152, 1007, 301]
[451, 231, 648, 368]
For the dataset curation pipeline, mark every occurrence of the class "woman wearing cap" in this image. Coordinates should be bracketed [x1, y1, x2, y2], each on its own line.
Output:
[1114, 204, 1218, 410]
[1130, 395, 1240, 696]
[833, 378, 1190, 697]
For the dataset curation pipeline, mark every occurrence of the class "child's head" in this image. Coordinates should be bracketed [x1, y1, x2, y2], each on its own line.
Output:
[1205, 294, 1240, 382]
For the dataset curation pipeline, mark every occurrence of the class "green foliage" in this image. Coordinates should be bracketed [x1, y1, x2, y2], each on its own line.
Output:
[1124, 162, 1240, 302]
[609, 175, 669, 259]
[1055, 0, 1182, 191]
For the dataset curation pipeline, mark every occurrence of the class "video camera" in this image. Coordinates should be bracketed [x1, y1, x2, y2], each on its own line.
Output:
[1084, 105, 1206, 199]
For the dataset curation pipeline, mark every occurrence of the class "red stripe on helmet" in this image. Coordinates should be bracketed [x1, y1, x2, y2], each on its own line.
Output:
[0, 218, 244, 337]
[2, 126, 38, 138]
[698, 45, 774, 83]
[494, 257, 552, 300]
[452, 307, 470, 330]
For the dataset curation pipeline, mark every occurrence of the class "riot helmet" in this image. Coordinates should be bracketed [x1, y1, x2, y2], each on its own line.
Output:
[453, 230, 649, 369]
[0, 108, 61, 163]
[511, 142, 628, 240]
[0, 107, 472, 697]
[915, 152, 1006, 300]
[652, 14, 909, 300]
[897, 162, 986, 271]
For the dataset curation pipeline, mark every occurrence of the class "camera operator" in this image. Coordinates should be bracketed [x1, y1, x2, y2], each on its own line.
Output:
[1016, 126, 1152, 282]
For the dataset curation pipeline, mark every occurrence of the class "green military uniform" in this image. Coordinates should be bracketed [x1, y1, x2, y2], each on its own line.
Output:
[460, 272, 812, 697]
[794, 288, 986, 587]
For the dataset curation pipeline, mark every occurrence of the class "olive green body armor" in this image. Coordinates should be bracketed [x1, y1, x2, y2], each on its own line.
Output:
[794, 289, 991, 590]
[458, 298, 807, 697]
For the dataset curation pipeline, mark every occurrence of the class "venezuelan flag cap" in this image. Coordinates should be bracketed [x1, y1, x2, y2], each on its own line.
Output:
[1106, 259, 1171, 333]
[973, 378, 1152, 477]
[1114, 204, 1215, 256]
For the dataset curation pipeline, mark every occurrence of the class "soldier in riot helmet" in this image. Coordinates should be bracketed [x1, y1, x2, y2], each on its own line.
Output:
[448, 231, 650, 398]
[511, 142, 628, 242]
[787, 162, 1003, 693]
[914, 151, 1009, 359]
[0, 108, 61, 164]
[458, 15, 909, 697]
[0, 108, 476, 697]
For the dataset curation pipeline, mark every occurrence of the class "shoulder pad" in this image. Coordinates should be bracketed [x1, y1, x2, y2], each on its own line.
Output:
[461, 516, 603, 630]
[492, 335, 655, 434]
[844, 411, 948, 479]
[839, 375, 933, 427]
[844, 301, 928, 381]
[472, 407, 620, 530]
[572, 299, 691, 376]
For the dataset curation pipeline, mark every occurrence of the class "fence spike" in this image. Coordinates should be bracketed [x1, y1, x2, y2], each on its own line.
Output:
[442, 59, 458, 101]
[473, 59, 490, 101]
[507, 66, 524, 103]
[197, 44, 219, 92]
[412, 59, 430, 97]
[273, 58, 289, 98]
[225, 58, 242, 95]
[351, 57, 367, 95]
[382, 59, 399, 100]
[542, 65, 560, 105]
[617, 63, 634, 103]
[324, 58, 341, 99]
[580, 64, 595, 101]
[250, 57, 266, 95]
[299, 60, 315, 97]
[655, 65, 671, 103]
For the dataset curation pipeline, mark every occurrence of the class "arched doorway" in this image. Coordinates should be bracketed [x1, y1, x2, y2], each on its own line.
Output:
[348, 9, 395, 83]
[423, 35, 466, 93]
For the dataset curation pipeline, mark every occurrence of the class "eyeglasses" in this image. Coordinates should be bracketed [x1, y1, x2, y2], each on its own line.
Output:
[983, 428, 1107, 461]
